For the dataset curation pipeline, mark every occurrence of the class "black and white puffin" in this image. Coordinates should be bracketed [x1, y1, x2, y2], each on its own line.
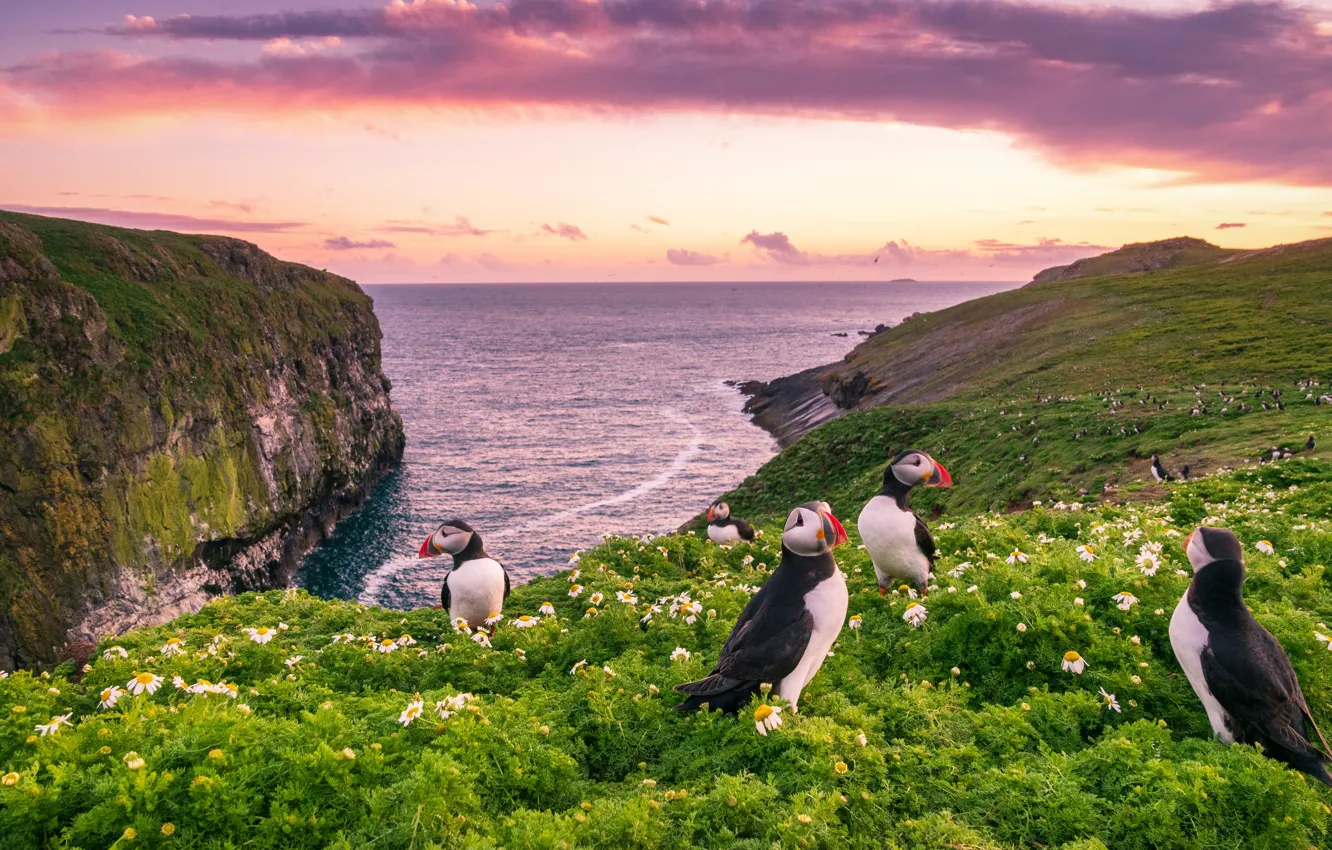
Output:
[675, 502, 849, 714]
[706, 501, 756, 544]
[857, 449, 953, 596]
[1169, 526, 1332, 785]
[418, 520, 511, 631]
[1151, 454, 1175, 483]
[1307, 435, 1317, 453]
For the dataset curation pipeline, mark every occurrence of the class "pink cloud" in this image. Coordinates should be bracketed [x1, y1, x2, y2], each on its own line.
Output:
[6, 0, 1329, 184]
[666, 248, 721, 265]
[1215, 222, 1247, 229]
[540, 222, 588, 241]
[0, 204, 303, 233]
[324, 236, 396, 249]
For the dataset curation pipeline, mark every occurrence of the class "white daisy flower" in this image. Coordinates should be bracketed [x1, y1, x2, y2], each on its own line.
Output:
[754, 704, 783, 736]
[1062, 651, 1087, 674]
[1076, 544, 1096, 562]
[571, 659, 588, 675]
[160, 637, 185, 657]
[375, 638, 399, 654]
[244, 626, 276, 644]
[453, 618, 472, 634]
[1256, 540, 1275, 555]
[127, 672, 163, 695]
[396, 634, 417, 646]
[1074, 597, 1085, 606]
[1006, 550, 1029, 565]
[966, 585, 979, 594]
[896, 584, 918, 599]
[1112, 592, 1139, 611]
[1137, 551, 1160, 576]
[399, 697, 424, 726]
[848, 614, 862, 630]
[98, 685, 125, 709]
[855, 731, 868, 747]
[947, 562, 971, 578]
[213, 682, 239, 699]
[35, 714, 73, 737]
[903, 602, 928, 628]
[617, 591, 638, 605]
[670, 647, 691, 662]
[742, 555, 755, 566]
[1077, 579, 1087, 589]
[102, 646, 128, 659]
[1099, 687, 1121, 712]
[277, 622, 289, 631]
[471, 632, 492, 648]
[589, 592, 604, 606]
[680, 600, 703, 624]
[602, 665, 616, 677]
[1010, 591, 1022, 600]
[284, 655, 304, 668]
[484, 612, 504, 626]
[539, 602, 556, 616]
[657, 546, 670, 557]
[584, 606, 599, 619]
[640, 604, 662, 624]
[513, 614, 539, 628]
[568, 584, 584, 598]
[1016, 622, 1028, 632]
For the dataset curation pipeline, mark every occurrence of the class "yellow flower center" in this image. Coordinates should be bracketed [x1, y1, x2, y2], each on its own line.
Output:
[754, 705, 773, 721]
[161, 824, 175, 836]
[1064, 651, 1082, 662]
[135, 673, 155, 685]
[519, 616, 532, 622]
[1084, 545, 1094, 553]
[489, 612, 499, 618]
[256, 628, 270, 635]
[380, 640, 394, 646]
[899, 585, 910, 592]
[166, 638, 180, 645]
[101, 688, 114, 700]
[906, 603, 921, 612]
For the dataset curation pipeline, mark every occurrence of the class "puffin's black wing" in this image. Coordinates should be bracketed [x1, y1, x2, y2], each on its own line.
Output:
[733, 518, 757, 541]
[501, 563, 512, 600]
[1201, 631, 1332, 784]
[674, 585, 813, 708]
[440, 573, 451, 611]
[914, 514, 937, 565]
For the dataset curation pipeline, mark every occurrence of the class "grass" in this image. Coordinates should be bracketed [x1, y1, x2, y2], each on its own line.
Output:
[4, 460, 1332, 848]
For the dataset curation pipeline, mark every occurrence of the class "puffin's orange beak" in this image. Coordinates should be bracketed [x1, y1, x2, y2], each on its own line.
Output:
[707, 506, 716, 521]
[925, 456, 953, 488]
[1183, 529, 1194, 557]
[418, 536, 436, 558]
[825, 510, 849, 547]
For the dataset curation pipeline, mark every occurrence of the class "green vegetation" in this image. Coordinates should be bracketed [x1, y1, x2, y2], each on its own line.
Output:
[0, 211, 403, 669]
[4, 461, 1332, 848]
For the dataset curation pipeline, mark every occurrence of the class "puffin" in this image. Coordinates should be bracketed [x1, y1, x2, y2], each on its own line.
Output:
[1307, 435, 1317, 453]
[418, 520, 511, 631]
[1169, 526, 1332, 785]
[1151, 454, 1175, 483]
[675, 502, 849, 714]
[857, 449, 953, 596]
[706, 501, 756, 544]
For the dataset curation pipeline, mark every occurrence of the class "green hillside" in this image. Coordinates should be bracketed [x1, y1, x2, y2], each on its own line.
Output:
[3, 461, 1332, 848]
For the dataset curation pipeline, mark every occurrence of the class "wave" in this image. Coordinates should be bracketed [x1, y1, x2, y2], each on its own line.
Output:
[356, 407, 702, 606]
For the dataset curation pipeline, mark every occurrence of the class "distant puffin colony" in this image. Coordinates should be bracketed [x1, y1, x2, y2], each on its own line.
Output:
[416, 375, 1328, 785]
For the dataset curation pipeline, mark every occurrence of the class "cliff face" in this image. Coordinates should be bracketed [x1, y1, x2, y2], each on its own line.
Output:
[0, 211, 405, 669]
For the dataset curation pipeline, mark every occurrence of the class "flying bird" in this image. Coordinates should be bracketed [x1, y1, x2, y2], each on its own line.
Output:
[1170, 527, 1332, 786]
[707, 501, 756, 544]
[674, 502, 849, 714]
[418, 520, 511, 631]
[858, 449, 953, 596]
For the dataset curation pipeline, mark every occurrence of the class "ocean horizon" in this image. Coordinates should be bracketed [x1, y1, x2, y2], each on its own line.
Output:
[297, 280, 1020, 608]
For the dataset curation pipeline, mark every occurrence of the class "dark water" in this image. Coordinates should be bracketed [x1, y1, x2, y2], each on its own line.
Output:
[297, 281, 1018, 608]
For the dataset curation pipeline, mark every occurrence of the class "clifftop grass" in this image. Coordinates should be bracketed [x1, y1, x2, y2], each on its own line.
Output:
[4, 460, 1332, 848]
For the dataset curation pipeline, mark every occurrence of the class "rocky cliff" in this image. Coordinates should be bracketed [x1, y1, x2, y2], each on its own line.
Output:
[1028, 236, 1234, 285]
[0, 211, 404, 669]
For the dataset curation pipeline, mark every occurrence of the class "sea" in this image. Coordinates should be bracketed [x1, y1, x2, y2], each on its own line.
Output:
[297, 281, 1019, 609]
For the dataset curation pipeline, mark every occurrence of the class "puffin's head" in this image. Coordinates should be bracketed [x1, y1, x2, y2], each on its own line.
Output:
[887, 449, 953, 489]
[782, 501, 848, 556]
[707, 501, 730, 522]
[1184, 526, 1243, 572]
[419, 520, 476, 558]
[1151, 455, 1160, 464]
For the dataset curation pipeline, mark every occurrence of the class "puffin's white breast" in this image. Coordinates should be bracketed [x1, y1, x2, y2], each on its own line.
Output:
[777, 569, 848, 709]
[858, 496, 929, 586]
[1169, 592, 1234, 742]
[708, 523, 742, 544]
[448, 557, 507, 629]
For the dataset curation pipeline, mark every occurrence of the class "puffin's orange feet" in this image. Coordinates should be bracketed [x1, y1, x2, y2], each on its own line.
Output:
[879, 587, 888, 597]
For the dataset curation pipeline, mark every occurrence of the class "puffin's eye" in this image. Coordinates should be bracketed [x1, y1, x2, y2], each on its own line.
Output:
[795, 514, 804, 526]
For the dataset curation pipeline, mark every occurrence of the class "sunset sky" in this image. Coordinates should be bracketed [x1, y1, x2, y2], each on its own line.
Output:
[2, 0, 1330, 282]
